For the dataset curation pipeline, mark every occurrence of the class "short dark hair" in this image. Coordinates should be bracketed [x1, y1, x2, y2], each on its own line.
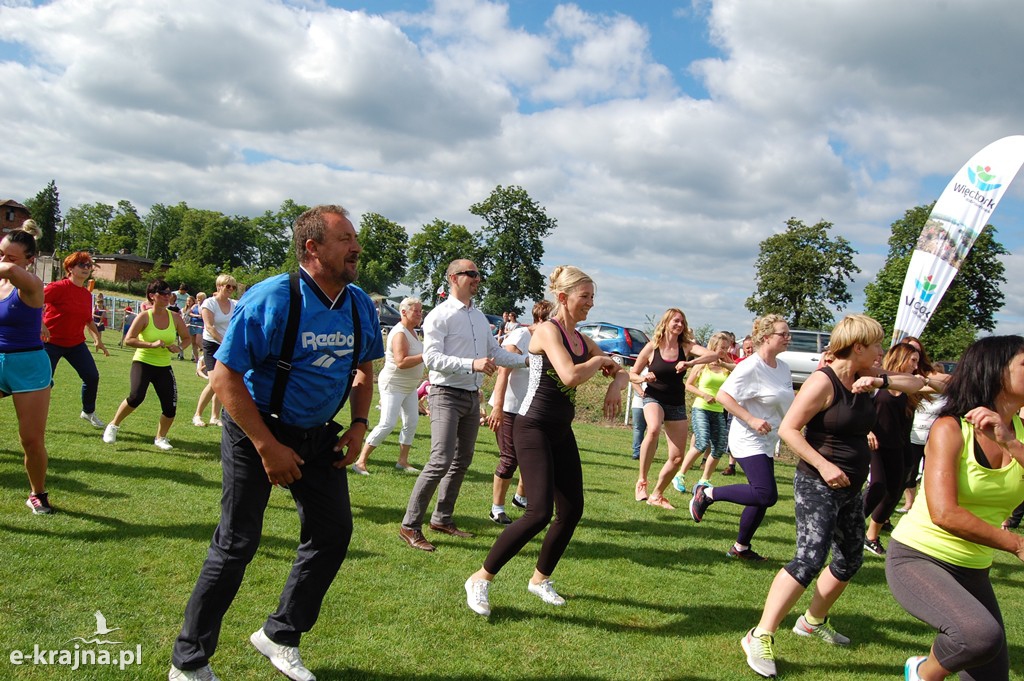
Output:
[940, 335, 1024, 417]
[146, 278, 171, 302]
[294, 205, 349, 264]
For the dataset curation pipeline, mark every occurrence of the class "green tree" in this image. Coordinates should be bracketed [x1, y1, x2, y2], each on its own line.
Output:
[356, 213, 408, 295]
[404, 219, 480, 306]
[864, 203, 1007, 359]
[250, 199, 307, 271]
[746, 218, 860, 329]
[170, 208, 255, 269]
[64, 202, 114, 253]
[24, 180, 61, 253]
[472, 185, 556, 315]
[97, 200, 144, 255]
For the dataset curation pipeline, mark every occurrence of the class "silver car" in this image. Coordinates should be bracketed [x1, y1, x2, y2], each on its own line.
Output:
[777, 329, 831, 388]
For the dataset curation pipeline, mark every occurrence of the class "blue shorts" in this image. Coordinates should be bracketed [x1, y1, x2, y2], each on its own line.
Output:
[642, 396, 687, 421]
[0, 348, 52, 395]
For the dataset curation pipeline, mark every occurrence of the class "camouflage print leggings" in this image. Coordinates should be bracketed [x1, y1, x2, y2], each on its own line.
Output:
[784, 470, 866, 588]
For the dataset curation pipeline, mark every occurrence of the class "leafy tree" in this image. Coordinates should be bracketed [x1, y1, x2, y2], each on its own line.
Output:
[170, 208, 255, 269]
[24, 180, 61, 253]
[692, 322, 715, 347]
[356, 213, 408, 295]
[64, 202, 114, 253]
[142, 202, 191, 261]
[472, 185, 556, 315]
[405, 219, 480, 306]
[746, 218, 860, 329]
[250, 199, 307, 271]
[864, 203, 1007, 359]
[97, 200, 144, 255]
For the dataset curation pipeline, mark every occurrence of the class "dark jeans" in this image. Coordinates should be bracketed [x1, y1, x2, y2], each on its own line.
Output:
[45, 342, 99, 413]
[710, 454, 778, 546]
[171, 412, 352, 670]
[886, 539, 1007, 680]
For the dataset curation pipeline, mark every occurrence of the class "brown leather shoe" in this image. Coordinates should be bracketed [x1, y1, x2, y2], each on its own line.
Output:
[428, 523, 475, 538]
[399, 527, 436, 551]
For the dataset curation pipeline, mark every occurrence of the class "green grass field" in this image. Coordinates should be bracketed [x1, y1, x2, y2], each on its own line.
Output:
[1, 344, 1022, 680]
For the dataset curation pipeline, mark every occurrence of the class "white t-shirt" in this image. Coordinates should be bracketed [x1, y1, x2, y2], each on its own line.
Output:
[720, 354, 794, 458]
[201, 296, 236, 343]
[488, 326, 532, 414]
[377, 325, 424, 394]
[910, 394, 946, 445]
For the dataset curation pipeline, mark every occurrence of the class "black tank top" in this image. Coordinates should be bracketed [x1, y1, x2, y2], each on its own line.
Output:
[644, 347, 687, 406]
[519, 320, 587, 424]
[798, 366, 877, 488]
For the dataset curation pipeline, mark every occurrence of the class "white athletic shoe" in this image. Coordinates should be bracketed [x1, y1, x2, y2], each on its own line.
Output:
[154, 437, 174, 451]
[527, 579, 566, 606]
[249, 628, 316, 681]
[102, 424, 119, 444]
[465, 576, 491, 616]
[168, 664, 220, 681]
[80, 411, 105, 428]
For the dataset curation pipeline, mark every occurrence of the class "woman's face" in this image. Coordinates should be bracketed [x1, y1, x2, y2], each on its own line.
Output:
[857, 340, 884, 370]
[668, 313, 685, 337]
[1003, 351, 1024, 401]
[219, 282, 237, 297]
[0, 238, 30, 268]
[764, 322, 791, 354]
[403, 304, 423, 326]
[562, 282, 595, 321]
[67, 258, 94, 283]
[904, 351, 920, 374]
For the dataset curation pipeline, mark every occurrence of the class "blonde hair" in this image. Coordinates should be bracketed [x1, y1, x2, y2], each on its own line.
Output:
[215, 274, 237, 289]
[829, 314, 883, 359]
[399, 297, 422, 313]
[549, 266, 593, 314]
[652, 308, 693, 348]
[751, 314, 786, 347]
[707, 331, 731, 353]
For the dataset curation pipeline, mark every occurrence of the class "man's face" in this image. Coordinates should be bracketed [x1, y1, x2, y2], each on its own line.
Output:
[311, 213, 360, 285]
[449, 261, 481, 298]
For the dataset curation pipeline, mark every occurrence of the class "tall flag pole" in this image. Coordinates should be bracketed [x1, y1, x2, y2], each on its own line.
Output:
[892, 135, 1024, 343]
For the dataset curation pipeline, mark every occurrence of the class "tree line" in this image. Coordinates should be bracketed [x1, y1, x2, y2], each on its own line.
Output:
[22, 181, 556, 316]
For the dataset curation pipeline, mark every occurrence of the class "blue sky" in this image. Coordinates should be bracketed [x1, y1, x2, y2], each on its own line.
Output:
[2, 0, 1023, 341]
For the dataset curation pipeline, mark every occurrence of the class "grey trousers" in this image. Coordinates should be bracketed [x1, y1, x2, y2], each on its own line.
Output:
[401, 386, 480, 529]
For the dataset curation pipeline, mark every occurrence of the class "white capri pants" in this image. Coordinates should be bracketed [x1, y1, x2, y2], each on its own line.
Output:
[365, 388, 420, 447]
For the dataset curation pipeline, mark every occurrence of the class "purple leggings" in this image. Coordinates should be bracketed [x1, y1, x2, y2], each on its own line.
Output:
[710, 454, 778, 546]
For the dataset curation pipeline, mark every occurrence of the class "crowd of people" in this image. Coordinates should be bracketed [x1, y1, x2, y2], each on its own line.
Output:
[2, 208, 1023, 681]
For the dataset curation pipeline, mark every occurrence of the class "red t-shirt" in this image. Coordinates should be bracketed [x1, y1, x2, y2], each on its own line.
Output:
[43, 279, 93, 347]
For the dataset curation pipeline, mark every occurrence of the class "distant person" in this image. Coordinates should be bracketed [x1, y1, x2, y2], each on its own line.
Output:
[173, 282, 189, 312]
[92, 292, 108, 341]
[898, 336, 949, 515]
[629, 368, 648, 461]
[353, 297, 426, 474]
[0, 223, 55, 513]
[887, 335, 1024, 681]
[184, 294, 202, 363]
[192, 276, 237, 427]
[42, 251, 109, 429]
[103, 279, 191, 450]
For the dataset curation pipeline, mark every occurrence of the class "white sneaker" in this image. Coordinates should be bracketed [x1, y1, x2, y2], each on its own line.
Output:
[527, 579, 565, 606]
[351, 464, 370, 476]
[102, 424, 119, 444]
[154, 437, 174, 451]
[465, 576, 491, 616]
[80, 411, 105, 428]
[249, 628, 316, 681]
[168, 664, 220, 681]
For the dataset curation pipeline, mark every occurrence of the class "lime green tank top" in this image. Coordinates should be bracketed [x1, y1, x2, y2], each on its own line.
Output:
[891, 416, 1024, 568]
[132, 309, 178, 367]
[692, 366, 729, 412]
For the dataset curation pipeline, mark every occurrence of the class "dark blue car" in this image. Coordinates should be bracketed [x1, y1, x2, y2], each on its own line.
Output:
[577, 322, 649, 365]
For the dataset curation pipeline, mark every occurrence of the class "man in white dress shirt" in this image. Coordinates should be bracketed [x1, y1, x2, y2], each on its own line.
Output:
[399, 259, 528, 551]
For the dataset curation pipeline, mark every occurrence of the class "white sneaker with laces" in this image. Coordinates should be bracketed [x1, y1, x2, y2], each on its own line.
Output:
[465, 576, 491, 616]
[102, 424, 119, 444]
[80, 411, 105, 428]
[154, 437, 174, 451]
[168, 664, 220, 681]
[250, 628, 316, 681]
[528, 579, 566, 606]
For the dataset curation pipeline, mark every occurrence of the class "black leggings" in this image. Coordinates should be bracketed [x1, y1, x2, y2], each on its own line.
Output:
[126, 361, 177, 418]
[483, 415, 583, 577]
[886, 539, 1007, 680]
[864, 446, 905, 524]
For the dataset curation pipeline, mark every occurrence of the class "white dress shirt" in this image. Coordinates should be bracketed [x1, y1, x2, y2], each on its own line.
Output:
[423, 297, 526, 391]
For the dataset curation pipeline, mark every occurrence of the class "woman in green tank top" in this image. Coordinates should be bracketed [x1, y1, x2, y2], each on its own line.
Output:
[101, 279, 191, 451]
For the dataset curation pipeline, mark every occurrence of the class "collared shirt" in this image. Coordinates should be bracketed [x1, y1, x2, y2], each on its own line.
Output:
[423, 296, 526, 391]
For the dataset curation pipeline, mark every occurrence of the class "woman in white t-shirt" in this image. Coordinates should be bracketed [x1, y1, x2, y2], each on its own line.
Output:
[192, 274, 237, 427]
[688, 314, 795, 561]
[353, 298, 425, 474]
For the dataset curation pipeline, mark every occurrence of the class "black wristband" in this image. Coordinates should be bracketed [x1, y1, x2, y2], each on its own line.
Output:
[879, 374, 890, 389]
[351, 417, 369, 427]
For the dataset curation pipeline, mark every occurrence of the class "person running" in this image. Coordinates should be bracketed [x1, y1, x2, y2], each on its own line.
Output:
[41, 251, 109, 428]
[193, 276, 236, 427]
[737, 315, 924, 678]
[353, 297, 426, 474]
[688, 316, 793, 560]
[887, 335, 1024, 681]
[102, 279, 191, 450]
[0, 222, 55, 514]
[629, 308, 716, 507]
[464, 266, 627, 616]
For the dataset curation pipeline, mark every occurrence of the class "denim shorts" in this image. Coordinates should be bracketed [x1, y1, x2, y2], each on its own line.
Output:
[642, 396, 687, 421]
[0, 348, 52, 395]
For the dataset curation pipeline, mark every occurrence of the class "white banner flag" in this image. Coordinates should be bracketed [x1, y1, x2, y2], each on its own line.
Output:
[892, 135, 1024, 343]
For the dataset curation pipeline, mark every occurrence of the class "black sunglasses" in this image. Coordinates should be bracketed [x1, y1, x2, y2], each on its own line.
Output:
[454, 270, 481, 279]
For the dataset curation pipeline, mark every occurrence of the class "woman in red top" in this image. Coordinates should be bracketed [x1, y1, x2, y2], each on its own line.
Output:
[42, 251, 109, 428]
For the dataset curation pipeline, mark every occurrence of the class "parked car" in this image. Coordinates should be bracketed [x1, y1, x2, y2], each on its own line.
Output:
[577, 322, 650, 365]
[375, 299, 402, 332]
[484, 313, 503, 336]
[777, 329, 831, 388]
[936, 360, 958, 375]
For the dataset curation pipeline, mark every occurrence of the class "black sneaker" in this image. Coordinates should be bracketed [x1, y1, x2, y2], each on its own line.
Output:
[727, 546, 767, 561]
[689, 485, 712, 523]
[881, 520, 894, 533]
[722, 464, 736, 476]
[512, 496, 528, 509]
[489, 510, 512, 525]
[26, 492, 54, 515]
[864, 538, 886, 555]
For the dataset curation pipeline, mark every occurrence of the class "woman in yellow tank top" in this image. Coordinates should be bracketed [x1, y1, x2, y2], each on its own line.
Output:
[101, 280, 191, 451]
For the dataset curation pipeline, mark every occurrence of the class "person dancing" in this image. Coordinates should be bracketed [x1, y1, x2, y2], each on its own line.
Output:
[0, 223, 55, 513]
[887, 335, 1024, 681]
[464, 266, 627, 616]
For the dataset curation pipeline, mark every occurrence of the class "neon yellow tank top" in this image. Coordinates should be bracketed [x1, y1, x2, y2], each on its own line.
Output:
[693, 366, 729, 412]
[892, 416, 1024, 568]
[132, 309, 178, 367]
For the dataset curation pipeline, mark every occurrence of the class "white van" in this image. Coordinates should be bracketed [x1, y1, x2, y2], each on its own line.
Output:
[777, 329, 831, 388]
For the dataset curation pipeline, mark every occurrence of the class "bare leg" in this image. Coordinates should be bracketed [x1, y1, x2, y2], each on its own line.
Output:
[13, 388, 50, 494]
[651, 420, 690, 498]
[916, 646, 951, 681]
[194, 384, 215, 420]
[397, 443, 413, 469]
[492, 476, 513, 506]
[701, 454, 721, 480]
[806, 568, 849, 620]
[110, 399, 136, 427]
[355, 443, 375, 472]
[756, 569, 808, 633]
[157, 414, 174, 439]
[637, 402, 665, 491]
